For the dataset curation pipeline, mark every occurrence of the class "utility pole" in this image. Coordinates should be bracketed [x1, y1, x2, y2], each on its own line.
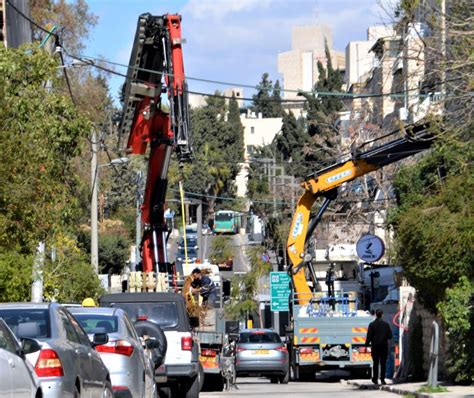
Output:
[135, 170, 143, 271]
[91, 130, 99, 274]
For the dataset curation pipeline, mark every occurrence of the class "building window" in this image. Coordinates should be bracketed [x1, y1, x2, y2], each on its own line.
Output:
[250, 126, 255, 134]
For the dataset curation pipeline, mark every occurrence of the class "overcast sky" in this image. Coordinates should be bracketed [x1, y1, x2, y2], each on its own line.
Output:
[84, 0, 395, 103]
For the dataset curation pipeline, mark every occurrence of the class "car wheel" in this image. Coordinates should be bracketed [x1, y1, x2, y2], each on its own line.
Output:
[102, 381, 113, 398]
[279, 371, 289, 384]
[270, 376, 279, 384]
[198, 363, 204, 391]
[74, 384, 80, 398]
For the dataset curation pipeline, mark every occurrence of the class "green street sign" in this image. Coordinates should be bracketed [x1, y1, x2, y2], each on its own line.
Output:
[270, 272, 291, 312]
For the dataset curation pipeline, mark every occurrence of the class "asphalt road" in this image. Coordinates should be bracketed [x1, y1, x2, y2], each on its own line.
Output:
[201, 377, 397, 398]
[167, 232, 249, 277]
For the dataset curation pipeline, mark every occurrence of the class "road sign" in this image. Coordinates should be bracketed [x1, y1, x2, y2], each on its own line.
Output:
[270, 272, 291, 312]
[356, 234, 385, 263]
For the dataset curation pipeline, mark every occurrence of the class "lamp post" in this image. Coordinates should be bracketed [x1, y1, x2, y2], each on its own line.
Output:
[90, 143, 129, 274]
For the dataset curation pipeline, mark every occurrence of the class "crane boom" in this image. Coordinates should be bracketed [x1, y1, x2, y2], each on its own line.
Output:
[287, 124, 434, 304]
[119, 13, 192, 275]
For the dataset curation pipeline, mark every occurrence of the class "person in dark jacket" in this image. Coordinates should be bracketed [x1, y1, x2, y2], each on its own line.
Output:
[191, 268, 217, 308]
[365, 308, 393, 384]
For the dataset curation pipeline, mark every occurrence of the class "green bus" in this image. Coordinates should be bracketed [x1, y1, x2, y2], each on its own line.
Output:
[213, 210, 242, 234]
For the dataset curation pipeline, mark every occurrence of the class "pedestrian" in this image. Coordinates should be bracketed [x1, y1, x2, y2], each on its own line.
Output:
[190, 268, 217, 308]
[365, 308, 393, 385]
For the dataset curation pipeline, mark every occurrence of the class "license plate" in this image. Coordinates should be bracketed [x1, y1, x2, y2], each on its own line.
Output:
[253, 350, 269, 354]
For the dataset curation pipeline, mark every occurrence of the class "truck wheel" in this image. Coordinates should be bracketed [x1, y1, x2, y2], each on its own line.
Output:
[279, 371, 289, 384]
[290, 364, 299, 381]
[181, 375, 200, 398]
[198, 363, 204, 391]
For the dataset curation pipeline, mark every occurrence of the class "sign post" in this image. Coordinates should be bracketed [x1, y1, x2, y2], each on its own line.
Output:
[270, 272, 291, 312]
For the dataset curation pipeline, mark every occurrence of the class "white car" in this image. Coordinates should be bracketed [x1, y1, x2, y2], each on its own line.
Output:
[0, 318, 42, 398]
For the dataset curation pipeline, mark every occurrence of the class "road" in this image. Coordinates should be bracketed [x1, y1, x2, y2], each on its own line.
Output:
[168, 232, 249, 277]
[201, 378, 397, 398]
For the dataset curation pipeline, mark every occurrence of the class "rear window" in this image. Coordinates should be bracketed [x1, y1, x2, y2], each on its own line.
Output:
[109, 302, 179, 329]
[239, 332, 281, 344]
[73, 314, 118, 334]
[0, 309, 50, 338]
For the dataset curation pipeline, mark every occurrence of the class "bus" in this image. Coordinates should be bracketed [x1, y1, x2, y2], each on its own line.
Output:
[213, 210, 242, 234]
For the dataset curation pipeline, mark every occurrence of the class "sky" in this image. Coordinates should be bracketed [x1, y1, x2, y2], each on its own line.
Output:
[83, 0, 395, 103]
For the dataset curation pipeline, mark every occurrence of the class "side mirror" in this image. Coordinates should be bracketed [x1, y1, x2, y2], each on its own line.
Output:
[189, 316, 200, 328]
[145, 338, 161, 350]
[21, 338, 41, 355]
[92, 332, 109, 346]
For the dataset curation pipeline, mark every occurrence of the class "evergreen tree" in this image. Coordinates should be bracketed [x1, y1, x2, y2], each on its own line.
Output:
[270, 80, 284, 117]
[252, 73, 273, 117]
[274, 112, 309, 177]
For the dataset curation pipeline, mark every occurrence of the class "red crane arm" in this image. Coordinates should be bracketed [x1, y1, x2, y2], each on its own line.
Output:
[119, 13, 191, 274]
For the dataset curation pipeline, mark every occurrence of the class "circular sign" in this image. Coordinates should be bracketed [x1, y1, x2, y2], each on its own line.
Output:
[356, 234, 385, 263]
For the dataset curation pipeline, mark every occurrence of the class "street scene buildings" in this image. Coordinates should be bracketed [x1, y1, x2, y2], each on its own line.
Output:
[1, 1, 471, 397]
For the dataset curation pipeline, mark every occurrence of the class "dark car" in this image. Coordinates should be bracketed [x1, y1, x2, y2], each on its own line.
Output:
[236, 329, 289, 384]
[100, 292, 201, 398]
[178, 237, 198, 251]
[0, 303, 112, 398]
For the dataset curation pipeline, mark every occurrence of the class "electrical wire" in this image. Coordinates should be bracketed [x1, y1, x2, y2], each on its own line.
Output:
[56, 39, 76, 106]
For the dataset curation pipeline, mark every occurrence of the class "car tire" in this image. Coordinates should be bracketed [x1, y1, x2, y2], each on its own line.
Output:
[102, 381, 113, 398]
[270, 376, 279, 384]
[134, 321, 168, 367]
[198, 363, 205, 391]
[279, 371, 289, 384]
[74, 384, 80, 398]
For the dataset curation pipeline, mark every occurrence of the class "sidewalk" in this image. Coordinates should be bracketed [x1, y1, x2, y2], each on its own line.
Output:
[345, 379, 474, 398]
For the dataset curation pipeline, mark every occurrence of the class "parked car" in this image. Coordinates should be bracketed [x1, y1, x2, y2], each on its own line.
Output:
[178, 237, 198, 251]
[176, 247, 198, 264]
[68, 306, 160, 398]
[0, 318, 42, 397]
[236, 329, 289, 384]
[0, 303, 113, 398]
[202, 224, 211, 235]
[100, 292, 202, 398]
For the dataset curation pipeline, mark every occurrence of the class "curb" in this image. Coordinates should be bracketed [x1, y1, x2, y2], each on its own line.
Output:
[345, 379, 444, 398]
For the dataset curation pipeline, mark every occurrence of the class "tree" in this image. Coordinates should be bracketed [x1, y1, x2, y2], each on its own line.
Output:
[252, 73, 274, 118]
[0, 46, 104, 301]
[209, 236, 233, 264]
[274, 111, 309, 177]
[270, 80, 284, 118]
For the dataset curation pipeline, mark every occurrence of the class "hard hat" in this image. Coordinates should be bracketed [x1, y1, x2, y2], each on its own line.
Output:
[82, 297, 96, 307]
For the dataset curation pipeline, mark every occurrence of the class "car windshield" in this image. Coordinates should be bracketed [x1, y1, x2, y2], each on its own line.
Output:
[239, 332, 281, 344]
[179, 238, 197, 247]
[0, 309, 51, 338]
[109, 302, 179, 329]
[72, 314, 119, 334]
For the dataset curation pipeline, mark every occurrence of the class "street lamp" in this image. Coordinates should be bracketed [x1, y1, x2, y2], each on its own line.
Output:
[90, 132, 129, 274]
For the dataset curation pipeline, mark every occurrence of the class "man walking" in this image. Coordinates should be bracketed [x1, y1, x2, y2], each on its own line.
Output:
[366, 309, 393, 384]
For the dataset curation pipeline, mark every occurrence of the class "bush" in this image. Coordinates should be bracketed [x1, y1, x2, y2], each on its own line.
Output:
[0, 252, 33, 302]
[210, 236, 233, 263]
[437, 277, 474, 384]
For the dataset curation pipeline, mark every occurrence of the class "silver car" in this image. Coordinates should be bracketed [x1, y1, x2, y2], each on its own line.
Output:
[0, 303, 113, 398]
[236, 329, 289, 384]
[69, 307, 157, 398]
[0, 318, 42, 397]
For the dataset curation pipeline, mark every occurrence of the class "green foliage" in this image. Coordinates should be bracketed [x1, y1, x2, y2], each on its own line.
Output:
[437, 277, 474, 384]
[225, 246, 270, 321]
[275, 112, 309, 177]
[98, 233, 130, 274]
[252, 73, 274, 118]
[180, 92, 244, 218]
[209, 236, 234, 263]
[0, 252, 33, 302]
[0, 46, 90, 253]
[417, 385, 449, 393]
[270, 80, 284, 117]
